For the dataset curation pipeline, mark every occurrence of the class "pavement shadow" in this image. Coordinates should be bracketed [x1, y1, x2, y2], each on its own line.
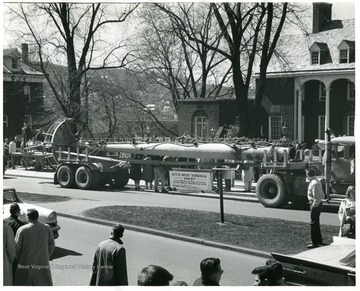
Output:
[39, 181, 56, 185]
[51, 246, 82, 260]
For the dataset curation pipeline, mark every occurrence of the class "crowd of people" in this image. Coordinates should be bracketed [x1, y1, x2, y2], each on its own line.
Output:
[3, 208, 286, 287]
[3, 207, 55, 286]
[127, 154, 256, 194]
[3, 127, 355, 286]
[90, 224, 286, 286]
[3, 122, 46, 173]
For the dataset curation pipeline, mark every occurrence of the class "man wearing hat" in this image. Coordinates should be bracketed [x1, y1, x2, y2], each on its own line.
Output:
[90, 224, 128, 286]
[306, 167, 325, 248]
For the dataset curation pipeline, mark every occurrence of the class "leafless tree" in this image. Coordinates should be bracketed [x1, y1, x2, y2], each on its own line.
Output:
[87, 69, 178, 138]
[5, 3, 138, 127]
[155, 3, 289, 137]
[131, 3, 233, 111]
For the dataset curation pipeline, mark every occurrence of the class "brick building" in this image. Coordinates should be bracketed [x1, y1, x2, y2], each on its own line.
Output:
[177, 98, 239, 139]
[3, 44, 45, 139]
[255, 2, 355, 146]
[177, 3, 355, 146]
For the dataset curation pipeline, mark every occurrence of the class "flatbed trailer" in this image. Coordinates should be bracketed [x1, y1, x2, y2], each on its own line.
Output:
[41, 118, 353, 208]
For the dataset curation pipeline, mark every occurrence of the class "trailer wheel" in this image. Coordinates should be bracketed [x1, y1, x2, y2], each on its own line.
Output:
[57, 165, 75, 188]
[109, 169, 129, 189]
[256, 174, 288, 208]
[75, 166, 95, 190]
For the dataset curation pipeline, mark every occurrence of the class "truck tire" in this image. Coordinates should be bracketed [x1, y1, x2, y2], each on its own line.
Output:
[256, 174, 288, 208]
[109, 169, 129, 189]
[75, 166, 96, 190]
[57, 165, 75, 188]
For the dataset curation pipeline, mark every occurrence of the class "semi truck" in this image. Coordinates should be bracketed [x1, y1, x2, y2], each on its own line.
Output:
[43, 118, 354, 208]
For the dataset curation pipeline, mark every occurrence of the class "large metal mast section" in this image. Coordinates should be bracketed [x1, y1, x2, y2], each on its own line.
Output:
[44, 118, 316, 167]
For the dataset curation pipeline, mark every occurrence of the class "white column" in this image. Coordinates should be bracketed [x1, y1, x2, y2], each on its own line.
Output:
[324, 86, 331, 139]
[297, 89, 302, 142]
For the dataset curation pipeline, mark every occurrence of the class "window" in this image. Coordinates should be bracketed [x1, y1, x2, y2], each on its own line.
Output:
[311, 51, 319, 65]
[195, 116, 208, 138]
[3, 115, 8, 129]
[192, 110, 208, 138]
[337, 40, 355, 63]
[12, 58, 18, 69]
[319, 83, 326, 101]
[269, 116, 282, 140]
[24, 85, 31, 102]
[24, 115, 32, 129]
[339, 49, 348, 63]
[347, 116, 355, 136]
[318, 116, 325, 139]
[347, 82, 355, 101]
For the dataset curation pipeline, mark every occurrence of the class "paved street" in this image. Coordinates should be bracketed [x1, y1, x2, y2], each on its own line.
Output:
[51, 216, 265, 286]
[3, 173, 339, 226]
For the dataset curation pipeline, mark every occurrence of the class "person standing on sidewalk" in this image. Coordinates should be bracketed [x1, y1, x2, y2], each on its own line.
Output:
[90, 224, 128, 286]
[8, 138, 17, 169]
[153, 155, 167, 193]
[142, 155, 154, 190]
[306, 168, 325, 248]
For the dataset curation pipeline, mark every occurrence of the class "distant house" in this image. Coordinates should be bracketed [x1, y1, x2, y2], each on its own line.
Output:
[3, 44, 46, 139]
[254, 2, 355, 146]
[178, 97, 239, 139]
[177, 3, 355, 145]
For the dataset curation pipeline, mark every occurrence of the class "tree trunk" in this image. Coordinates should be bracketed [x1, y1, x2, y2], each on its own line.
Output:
[233, 60, 249, 137]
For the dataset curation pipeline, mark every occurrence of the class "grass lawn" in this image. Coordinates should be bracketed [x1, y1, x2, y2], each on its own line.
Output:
[83, 205, 339, 255]
[17, 192, 339, 255]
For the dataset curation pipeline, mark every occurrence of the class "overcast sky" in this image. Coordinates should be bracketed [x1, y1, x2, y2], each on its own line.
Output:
[2, 1, 356, 49]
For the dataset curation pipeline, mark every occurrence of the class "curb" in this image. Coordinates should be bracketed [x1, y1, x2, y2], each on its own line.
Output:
[58, 212, 272, 259]
[5, 172, 54, 180]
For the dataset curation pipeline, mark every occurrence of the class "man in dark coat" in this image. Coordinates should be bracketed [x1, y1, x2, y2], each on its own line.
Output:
[4, 203, 25, 235]
[14, 209, 55, 286]
[193, 257, 223, 286]
[90, 224, 128, 286]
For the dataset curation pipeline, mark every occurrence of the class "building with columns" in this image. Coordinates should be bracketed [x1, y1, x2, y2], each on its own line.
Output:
[254, 2, 355, 146]
[177, 3, 355, 147]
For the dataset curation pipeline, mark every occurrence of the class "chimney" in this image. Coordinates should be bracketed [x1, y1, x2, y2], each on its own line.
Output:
[22, 43, 29, 62]
[313, 2, 332, 33]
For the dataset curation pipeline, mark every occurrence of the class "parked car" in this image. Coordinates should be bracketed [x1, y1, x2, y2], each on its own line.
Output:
[3, 186, 60, 239]
[271, 236, 355, 286]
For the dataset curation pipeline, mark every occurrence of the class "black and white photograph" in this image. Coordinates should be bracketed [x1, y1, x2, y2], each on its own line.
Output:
[2, 0, 357, 287]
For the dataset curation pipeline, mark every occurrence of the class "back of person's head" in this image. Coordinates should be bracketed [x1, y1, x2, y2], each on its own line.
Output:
[27, 208, 39, 221]
[200, 257, 221, 279]
[305, 168, 316, 177]
[252, 265, 270, 286]
[111, 224, 124, 238]
[265, 260, 284, 285]
[10, 203, 21, 215]
[137, 265, 173, 286]
[172, 281, 188, 286]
